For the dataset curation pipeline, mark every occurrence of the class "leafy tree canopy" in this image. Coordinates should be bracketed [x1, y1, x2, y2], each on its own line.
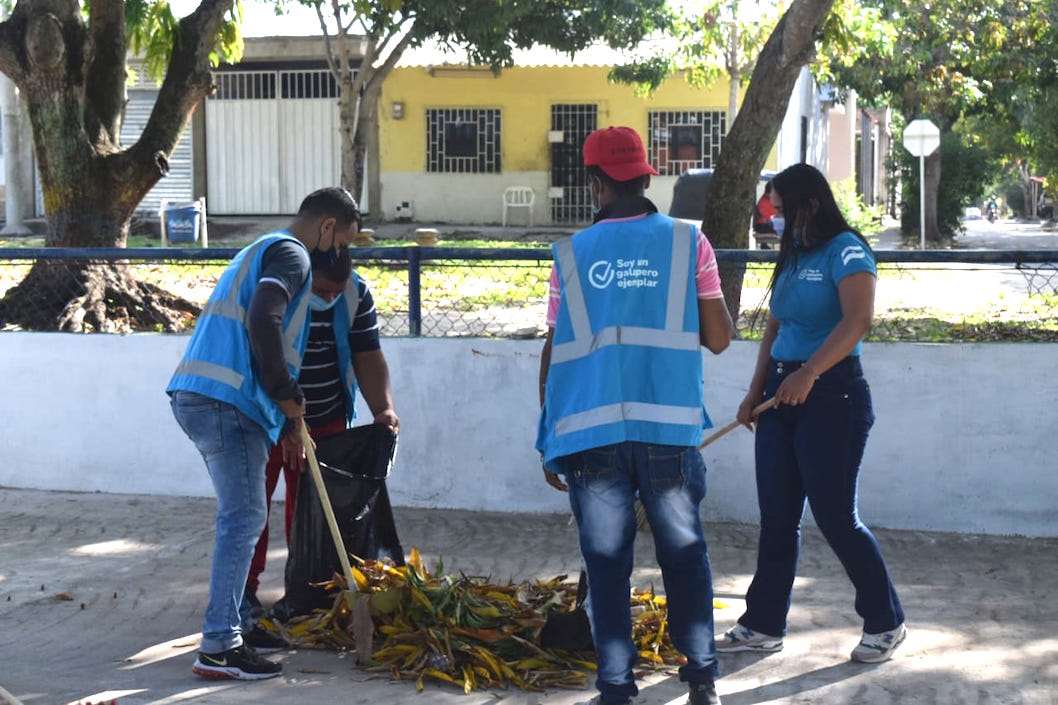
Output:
[826, 0, 1053, 127]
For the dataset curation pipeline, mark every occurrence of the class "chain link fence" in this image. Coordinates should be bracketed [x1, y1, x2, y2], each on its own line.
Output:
[1, 247, 1057, 340]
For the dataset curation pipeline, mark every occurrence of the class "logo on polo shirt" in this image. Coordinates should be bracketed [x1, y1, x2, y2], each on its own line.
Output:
[842, 245, 867, 266]
[798, 268, 824, 282]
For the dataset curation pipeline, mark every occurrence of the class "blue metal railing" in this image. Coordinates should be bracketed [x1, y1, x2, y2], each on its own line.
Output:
[3, 246, 1058, 337]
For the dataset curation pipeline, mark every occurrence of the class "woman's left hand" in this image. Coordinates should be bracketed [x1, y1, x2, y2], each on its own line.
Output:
[774, 367, 817, 407]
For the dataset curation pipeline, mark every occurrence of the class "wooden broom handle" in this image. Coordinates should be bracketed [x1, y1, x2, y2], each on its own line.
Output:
[300, 422, 358, 591]
[698, 397, 778, 449]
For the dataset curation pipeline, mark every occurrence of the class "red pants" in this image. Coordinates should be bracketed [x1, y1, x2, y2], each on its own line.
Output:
[247, 418, 346, 594]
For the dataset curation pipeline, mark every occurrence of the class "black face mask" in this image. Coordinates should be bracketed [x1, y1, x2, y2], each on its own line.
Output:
[309, 242, 340, 270]
[309, 211, 360, 269]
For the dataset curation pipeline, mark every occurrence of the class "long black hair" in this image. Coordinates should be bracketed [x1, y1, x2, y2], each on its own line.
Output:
[767, 163, 872, 291]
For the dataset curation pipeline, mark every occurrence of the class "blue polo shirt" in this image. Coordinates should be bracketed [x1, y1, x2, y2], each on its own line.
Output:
[770, 231, 876, 361]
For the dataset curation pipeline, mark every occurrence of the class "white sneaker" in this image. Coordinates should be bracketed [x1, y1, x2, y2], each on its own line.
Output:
[715, 624, 783, 653]
[851, 623, 907, 663]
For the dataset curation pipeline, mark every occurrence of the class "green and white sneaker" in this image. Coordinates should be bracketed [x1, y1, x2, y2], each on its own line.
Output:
[851, 623, 907, 663]
[716, 625, 783, 653]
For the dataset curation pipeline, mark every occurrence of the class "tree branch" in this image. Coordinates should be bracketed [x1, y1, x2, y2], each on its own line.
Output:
[371, 25, 414, 89]
[331, 0, 353, 84]
[84, 0, 127, 149]
[315, 1, 341, 79]
[122, 0, 235, 211]
[0, 15, 27, 85]
[703, 0, 834, 250]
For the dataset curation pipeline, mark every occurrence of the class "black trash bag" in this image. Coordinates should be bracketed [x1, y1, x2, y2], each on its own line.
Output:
[540, 569, 594, 652]
[272, 424, 404, 622]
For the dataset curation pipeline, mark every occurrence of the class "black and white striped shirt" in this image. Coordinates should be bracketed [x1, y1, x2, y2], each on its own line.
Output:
[300, 277, 380, 427]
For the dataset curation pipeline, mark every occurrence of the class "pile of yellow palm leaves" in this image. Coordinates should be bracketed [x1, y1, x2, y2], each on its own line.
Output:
[262, 548, 697, 693]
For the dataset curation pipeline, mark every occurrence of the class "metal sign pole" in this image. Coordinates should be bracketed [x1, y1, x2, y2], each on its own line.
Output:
[919, 154, 926, 250]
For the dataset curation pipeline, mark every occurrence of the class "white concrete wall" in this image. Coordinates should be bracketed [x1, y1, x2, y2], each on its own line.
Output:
[2, 333, 1056, 537]
[778, 67, 829, 173]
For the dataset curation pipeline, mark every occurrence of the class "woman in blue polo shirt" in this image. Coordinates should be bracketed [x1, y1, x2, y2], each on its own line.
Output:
[717, 163, 906, 664]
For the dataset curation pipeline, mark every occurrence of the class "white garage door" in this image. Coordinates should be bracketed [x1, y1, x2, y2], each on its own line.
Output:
[122, 90, 196, 214]
[206, 70, 342, 214]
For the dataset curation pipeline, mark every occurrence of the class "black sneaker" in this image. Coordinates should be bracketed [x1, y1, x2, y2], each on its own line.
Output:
[689, 677, 721, 705]
[243, 625, 288, 653]
[192, 644, 281, 680]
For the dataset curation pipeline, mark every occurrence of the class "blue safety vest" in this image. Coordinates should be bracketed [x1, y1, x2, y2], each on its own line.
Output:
[536, 214, 711, 472]
[167, 233, 312, 443]
[330, 272, 363, 426]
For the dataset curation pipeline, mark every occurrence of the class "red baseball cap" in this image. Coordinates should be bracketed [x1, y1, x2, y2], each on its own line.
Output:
[583, 126, 660, 182]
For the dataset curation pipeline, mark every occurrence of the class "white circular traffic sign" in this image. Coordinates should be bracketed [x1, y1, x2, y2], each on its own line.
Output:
[903, 119, 940, 157]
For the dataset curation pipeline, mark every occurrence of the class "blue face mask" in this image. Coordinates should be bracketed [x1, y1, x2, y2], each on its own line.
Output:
[309, 293, 340, 311]
[772, 215, 785, 240]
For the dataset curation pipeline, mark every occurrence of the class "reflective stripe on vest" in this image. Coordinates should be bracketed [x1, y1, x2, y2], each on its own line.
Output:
[550, 220, 698, 366]
[555, 401, 702, 437]
[174, 236, 311, 390]
[190, 236, 308, 378]
[172, 359, 245, 391]
[340, 272, 361, 390]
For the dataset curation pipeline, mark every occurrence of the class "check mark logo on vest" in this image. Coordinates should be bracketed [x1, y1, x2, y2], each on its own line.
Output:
[589, 260, 615, 289]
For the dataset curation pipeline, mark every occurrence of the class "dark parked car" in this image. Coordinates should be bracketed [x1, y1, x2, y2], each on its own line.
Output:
[668, 168, 777, 247]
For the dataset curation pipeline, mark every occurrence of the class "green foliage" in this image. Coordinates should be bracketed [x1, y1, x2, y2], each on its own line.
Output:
[813, 0, 896, 84]
[1024, 79, 1058, 188]
[609, 0, 779, 95]
[292, 0, 674, 71]
[832, 178, 883, 236]
[895, 132, 990, 239]
[829, 0, 1052, 124]
[126, 0, 245, 84]
[991, 164, 1029, 218]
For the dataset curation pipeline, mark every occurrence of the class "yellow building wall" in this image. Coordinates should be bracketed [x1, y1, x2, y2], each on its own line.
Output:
[378, 65, 776, 224]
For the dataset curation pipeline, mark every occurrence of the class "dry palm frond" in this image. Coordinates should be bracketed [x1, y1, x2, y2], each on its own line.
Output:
[262, 548, 703, 693]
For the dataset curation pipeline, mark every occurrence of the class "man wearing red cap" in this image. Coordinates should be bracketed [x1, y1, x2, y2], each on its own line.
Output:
[536, 126, 733, 705]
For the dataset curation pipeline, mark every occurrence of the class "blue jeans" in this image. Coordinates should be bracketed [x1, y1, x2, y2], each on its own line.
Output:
[170, 391, 270, 653]
[563, 442, 718, 704]
[740, 358, 904, 637]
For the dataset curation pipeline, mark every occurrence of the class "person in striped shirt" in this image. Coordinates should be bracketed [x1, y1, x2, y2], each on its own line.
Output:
[245, 247, 399, 612]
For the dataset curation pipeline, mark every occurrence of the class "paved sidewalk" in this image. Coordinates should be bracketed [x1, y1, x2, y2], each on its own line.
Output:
[1, 488, 1055, 705]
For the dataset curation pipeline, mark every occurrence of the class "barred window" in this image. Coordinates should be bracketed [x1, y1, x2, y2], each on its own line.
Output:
[648, 110, 726, 176]
[211, 70, 344, 101]
[212, 72, 278, 100]
[427, 108, 501, 173]
[280, 70, 340, 99]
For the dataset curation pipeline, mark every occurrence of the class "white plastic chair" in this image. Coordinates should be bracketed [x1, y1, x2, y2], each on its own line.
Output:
[502, 186, 535, 227]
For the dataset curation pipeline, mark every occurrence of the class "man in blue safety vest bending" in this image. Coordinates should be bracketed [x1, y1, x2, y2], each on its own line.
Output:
[536, 127, 734, 705]
[167, 187, 362, 681]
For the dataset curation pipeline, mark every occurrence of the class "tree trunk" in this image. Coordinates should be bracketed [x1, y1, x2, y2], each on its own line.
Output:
[1018, 161, 1034, 218]
[362, 82, 382, 217]
[702, 0, 835, 323]
[923, 149, 941, 242]
[726, 24, 740, 125]
[0, 0, 234, 331]
[339, 81, 360, 199]
[727, 66, 739, 127]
